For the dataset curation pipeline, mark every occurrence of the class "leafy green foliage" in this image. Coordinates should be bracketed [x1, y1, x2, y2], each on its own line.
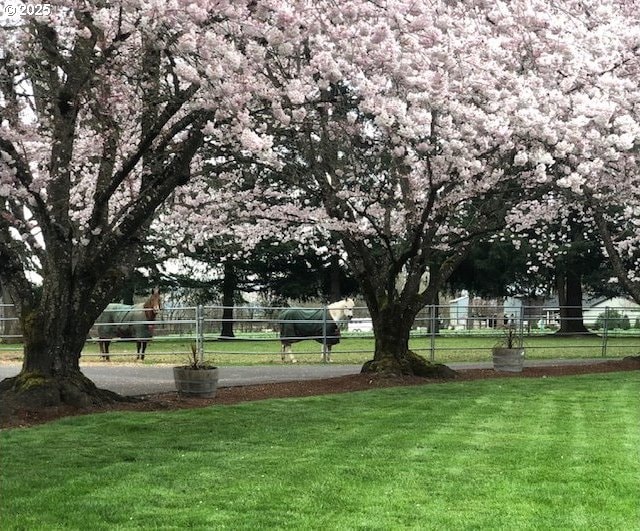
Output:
[594, 309, 632, 330]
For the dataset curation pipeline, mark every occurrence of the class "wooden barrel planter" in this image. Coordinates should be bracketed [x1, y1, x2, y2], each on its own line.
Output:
[492, 348, 525, 372]
[173, 366, 219, 397]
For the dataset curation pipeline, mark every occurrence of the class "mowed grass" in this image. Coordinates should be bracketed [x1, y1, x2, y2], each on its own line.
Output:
[2, 331, 640, 365]
[2, 372, 639, 530]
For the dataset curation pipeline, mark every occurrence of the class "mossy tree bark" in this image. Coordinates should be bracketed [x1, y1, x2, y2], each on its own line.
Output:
[359, 299, 457, 378]
[0, 228, 147, 411]
[0, 278, 128, 413]
[341, 232, 464, 378]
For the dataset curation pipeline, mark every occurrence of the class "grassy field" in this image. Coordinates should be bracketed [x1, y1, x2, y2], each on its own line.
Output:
[2, 331, 639, 366]
[1, 372, 639, 529]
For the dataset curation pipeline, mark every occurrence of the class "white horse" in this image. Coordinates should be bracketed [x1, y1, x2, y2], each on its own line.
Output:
[279, 298, 355, 363]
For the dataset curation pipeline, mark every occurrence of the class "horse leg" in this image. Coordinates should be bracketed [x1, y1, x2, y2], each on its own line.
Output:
[136, 341, 147, 361]
[321, 344, 332, 363]
[100, 340, 110, 362]
[281, 343, 297, 363]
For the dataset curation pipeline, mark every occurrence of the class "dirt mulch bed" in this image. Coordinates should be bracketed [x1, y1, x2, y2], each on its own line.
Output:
[3, 358, 639, 430]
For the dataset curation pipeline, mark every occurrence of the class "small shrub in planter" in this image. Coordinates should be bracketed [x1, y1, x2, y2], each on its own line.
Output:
[173, 343, 219, 397]
[492, 326, 525, 373]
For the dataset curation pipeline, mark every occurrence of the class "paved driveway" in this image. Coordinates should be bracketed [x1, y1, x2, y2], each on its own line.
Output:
[0, 358, 608, 396]
[0, 363, 363, 396]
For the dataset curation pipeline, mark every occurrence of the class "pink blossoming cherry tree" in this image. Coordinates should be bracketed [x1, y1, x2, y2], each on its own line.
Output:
[1, 1, 266, 408]
[1, 0, 638, 411]
[166, 1, 640, 374]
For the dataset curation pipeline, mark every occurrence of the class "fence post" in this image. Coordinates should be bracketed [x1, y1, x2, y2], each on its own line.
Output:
[322, 305, 328, 363]
[518, 311, 525, 348]
[197, 304, 205, 364]
[601, 306, 609, 358]
[429, 304, 436, 362]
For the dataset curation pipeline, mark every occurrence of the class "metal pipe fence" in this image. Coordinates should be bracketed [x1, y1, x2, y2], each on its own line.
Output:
[1, 303, 640, 362]
[0, 304, 21, 352]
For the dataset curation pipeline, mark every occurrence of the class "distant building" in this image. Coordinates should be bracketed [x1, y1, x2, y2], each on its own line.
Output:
[538, 295, 640, 328]
[582, 297, 640, 327]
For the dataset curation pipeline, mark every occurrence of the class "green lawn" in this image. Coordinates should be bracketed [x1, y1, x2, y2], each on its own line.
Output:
[2, 372, 639, 529]
[2, 331, 639, 366]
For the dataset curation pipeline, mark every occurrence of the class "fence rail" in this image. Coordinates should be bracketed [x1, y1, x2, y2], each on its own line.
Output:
[1, 303, 640, 363]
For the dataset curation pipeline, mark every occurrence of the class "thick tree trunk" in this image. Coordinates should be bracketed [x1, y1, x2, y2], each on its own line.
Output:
[220, 262, 236, 339]
[367, 306, 412, 372]
[0, 316, 125, 424]
[361, 303, 456, 378]
[556, 268, 590, 335]
[0, 275, 133, 421]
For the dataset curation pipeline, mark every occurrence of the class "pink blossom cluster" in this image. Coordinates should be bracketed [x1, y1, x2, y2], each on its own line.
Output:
[1, 0, 639, 299]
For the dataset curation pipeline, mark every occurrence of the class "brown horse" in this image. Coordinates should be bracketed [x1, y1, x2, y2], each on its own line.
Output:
[95, 288, 162, 361]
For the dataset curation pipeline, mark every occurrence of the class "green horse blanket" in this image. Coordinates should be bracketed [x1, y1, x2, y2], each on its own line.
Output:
[279, 308, 340, 346]
[95, 303, 153, 340]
